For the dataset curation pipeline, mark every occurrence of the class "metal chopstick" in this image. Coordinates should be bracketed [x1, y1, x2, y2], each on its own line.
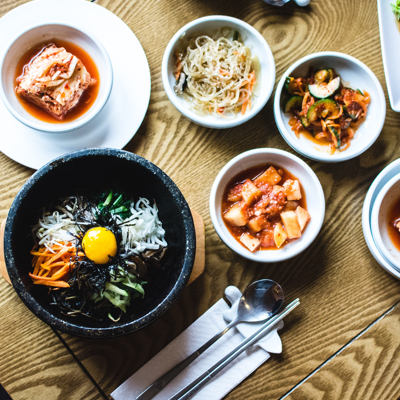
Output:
[168, 298, 300, 400]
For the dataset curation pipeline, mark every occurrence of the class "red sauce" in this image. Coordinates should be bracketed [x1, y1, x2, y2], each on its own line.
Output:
[14, 40, 100, 123]
[388, 197, 400, 251]
[289, 116, 331, 147]
[222, 164, 308, 251]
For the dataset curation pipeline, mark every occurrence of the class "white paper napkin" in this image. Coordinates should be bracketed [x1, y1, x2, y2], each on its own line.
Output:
[111, 286, 284, 400]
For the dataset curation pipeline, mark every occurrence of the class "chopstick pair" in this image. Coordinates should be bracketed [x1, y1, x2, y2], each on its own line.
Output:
[168, 299, 300, 400]
[136, 298, 300, 400]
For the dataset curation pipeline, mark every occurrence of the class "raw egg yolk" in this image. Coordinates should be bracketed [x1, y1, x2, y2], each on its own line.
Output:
[82, 227, 117, 264]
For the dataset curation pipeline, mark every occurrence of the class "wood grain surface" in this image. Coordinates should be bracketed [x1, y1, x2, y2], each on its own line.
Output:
[285, 302, 400, 400]
[1, 0, 400, 399]
[0, 277, 104, 400]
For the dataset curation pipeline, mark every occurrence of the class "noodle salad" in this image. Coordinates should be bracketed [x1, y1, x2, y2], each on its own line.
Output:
[174, 30, 258, 117]
[284, 68, 370, 155]
[29, 191, 167, 322]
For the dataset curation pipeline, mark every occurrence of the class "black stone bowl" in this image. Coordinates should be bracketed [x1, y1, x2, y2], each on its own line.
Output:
[4, 148, 196, 338]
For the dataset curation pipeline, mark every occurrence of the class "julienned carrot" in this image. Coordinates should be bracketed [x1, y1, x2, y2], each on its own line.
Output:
[241, 92, 248, 115]
[32, 280, 70, 288]
[241, 71, 256, 115]
[175, 51, 183, 81]
[30, 252, 56, 257]
[29, 242, 83, 288]
[217, 107, 227, 117]
[30, 264, 71, 281]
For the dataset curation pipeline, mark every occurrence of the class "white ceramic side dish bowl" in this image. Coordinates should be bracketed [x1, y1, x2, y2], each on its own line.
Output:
[371, 173, 400, 269]
[162, 16, 275, 129]
[0, 22, 113, 133]
[362, 158, 400, 280]
[209, 148, 325, 262]
[274, 52, 386, 162]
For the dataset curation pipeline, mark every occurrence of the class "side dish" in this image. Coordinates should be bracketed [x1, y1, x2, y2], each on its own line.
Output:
[392, 1, 400, 20]
[30, 191, 167, 322]
[174, 29, 258, 117]
[222, 164, 310, 252]
[284, 68, 370, 155]
[15, 41, 99, 122]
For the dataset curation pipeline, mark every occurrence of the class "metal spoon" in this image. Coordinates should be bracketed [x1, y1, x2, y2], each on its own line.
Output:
[135, 279, 284, 400]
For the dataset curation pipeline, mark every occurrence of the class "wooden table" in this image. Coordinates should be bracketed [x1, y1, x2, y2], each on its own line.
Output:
[1, 0, 400, 399]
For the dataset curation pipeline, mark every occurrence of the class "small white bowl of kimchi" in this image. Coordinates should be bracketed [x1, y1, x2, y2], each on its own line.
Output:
[209, 148, 325, 263]
[274, 52, 386, 162]
[162, 16, 275, 129]
[0, 22, 113, 133]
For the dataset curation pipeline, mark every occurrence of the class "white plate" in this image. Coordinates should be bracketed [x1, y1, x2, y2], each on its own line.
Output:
[0, 0, 151, 169]
[377, 0, 400, 112]
[362, 158, 400, 279]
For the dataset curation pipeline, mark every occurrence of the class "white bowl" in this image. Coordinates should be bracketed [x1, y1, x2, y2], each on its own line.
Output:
[371, 173, 400, 269]
[0, 22, 113, 133]
[209, 148, 325, 262]
[162, 16, 275, 129]
[273, 52, 386, 162]
[362, 158, 400, 279]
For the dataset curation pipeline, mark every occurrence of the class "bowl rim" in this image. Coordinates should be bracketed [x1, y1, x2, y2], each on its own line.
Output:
[361, 158, 400, 279]
[4, 148, 196, 337]
[371, 172, 400, 269]
[273, 51, 386, 163]
[161, 15, 276, 129]
[0, 21, 113, 134]
[209, 148, 325, 262]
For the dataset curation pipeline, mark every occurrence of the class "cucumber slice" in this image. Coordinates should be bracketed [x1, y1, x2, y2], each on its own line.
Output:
[284, 96, 302, 113]
[345, 87, 364, 96]
[344, 106, 358, 120]
[343, 96, 363, 119]
[105, 282, 129, 297]
[343, 87, 357, 94]
[327, 125, 341, 149]
[327, 69, 335, 81]
[285, 77, 296, 94]
[308, 77, 340, 99]
[301, 115, 310, 128]
[307, 99, 339, 122]
[314, 69, 329, 84]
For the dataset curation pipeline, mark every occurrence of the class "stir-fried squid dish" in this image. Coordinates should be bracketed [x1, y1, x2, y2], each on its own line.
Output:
[284, 68, 370, 155]
[29, 191, 167, 322]
[174, 30, 258, 117]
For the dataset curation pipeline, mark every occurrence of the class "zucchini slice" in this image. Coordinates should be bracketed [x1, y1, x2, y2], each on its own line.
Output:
[327, 69, 335, 81]
[314, 69, 329, 84]
[346, 105, 362, 120]
[285, 77, 297, 94]
[308, 77, 340, 99]
[344, 87, 357, 94]
[301, 115, 310, 128]
[307, 99, 339, 122]
[327, 125, 341, 149]
[284, 96, 302, 113]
